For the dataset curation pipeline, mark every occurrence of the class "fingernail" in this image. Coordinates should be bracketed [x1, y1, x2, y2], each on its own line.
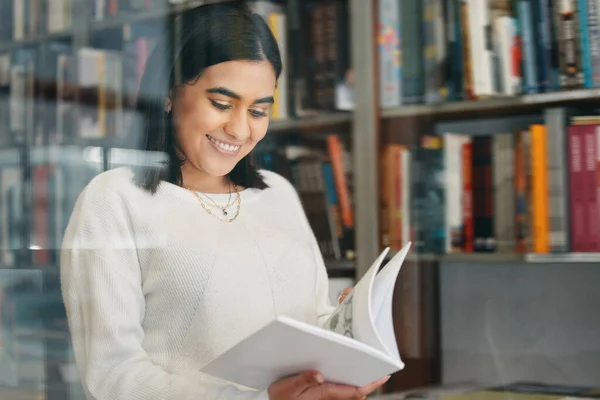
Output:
[315, 373, 324, 384]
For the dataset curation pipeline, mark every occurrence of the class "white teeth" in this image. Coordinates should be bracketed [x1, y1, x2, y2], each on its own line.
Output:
[208, 135, 240, 152]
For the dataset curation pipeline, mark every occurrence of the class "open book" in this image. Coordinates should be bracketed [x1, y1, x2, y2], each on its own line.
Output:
[201, 242, 412, 390]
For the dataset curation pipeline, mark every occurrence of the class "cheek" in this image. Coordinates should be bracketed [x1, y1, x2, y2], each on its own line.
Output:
[249, 120, 269, 143]
[176, 104, 224, 144]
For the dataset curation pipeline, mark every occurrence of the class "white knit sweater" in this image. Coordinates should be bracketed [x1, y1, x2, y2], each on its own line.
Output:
[60, 167, 336, 400]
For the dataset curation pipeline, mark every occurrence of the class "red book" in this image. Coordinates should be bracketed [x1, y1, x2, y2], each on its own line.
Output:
[583, 127, 600, 251]
[462, 142, 473, 252]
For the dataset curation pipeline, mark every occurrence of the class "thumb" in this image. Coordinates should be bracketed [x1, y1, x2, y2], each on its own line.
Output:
[338, 287, 353, 304]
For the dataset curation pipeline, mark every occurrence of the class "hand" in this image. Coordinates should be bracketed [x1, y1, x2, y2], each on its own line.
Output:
[338, 288, 353, 304]
[267, 370, 390, 400]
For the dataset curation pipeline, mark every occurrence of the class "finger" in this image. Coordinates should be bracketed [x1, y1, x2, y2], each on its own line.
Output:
[356, 375, 391, 397]
[338, 288, 353, 304]
[308, 382, 363, 400]
[290, 370, 324, 396]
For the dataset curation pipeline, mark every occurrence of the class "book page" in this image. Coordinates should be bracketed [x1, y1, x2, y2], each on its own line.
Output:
[369, 243, 412, 361]
[325, 243, 411, 361]
[324, 248, 390, 356]
[323, 289, 355, 338]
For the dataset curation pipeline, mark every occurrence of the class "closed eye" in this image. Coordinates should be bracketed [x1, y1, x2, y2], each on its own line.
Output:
[210, 100, 231, 111]
[250, 109, 268, 118]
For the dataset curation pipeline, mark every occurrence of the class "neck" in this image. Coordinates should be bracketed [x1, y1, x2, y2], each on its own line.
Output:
[181, 164, 231, 194]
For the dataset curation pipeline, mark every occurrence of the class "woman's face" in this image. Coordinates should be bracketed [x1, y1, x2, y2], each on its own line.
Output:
[171, 60, 276, 180]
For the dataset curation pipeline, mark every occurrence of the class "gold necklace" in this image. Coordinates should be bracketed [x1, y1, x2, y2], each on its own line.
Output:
[186, 183, 241, 223]
[196, 183, 235, 213]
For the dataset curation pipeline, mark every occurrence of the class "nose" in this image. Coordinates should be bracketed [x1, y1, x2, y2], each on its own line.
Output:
[223, 110, 251, 142]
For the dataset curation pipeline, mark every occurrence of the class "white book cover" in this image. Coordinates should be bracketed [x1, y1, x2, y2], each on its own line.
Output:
[467, 0, 495, 96]
[201, 242, 412, 390]
[495, 16, 520, 95]
[443, 133, 470, 253]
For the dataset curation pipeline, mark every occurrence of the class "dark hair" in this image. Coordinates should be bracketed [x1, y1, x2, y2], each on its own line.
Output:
[132, 1, 282, 193]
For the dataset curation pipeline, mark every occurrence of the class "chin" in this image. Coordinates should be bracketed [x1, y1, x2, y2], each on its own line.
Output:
[200, 163, 237, 178]
[199, 153, 248, 178]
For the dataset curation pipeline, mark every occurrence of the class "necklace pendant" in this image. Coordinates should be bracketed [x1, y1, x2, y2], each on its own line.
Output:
[223, 210, 228, 216]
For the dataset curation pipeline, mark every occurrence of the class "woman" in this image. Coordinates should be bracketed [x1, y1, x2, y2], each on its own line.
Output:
[60, 2, 388, 399]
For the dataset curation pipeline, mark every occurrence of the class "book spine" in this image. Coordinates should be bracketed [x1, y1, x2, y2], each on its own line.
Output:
[326, 135, 353, 229]
[536, 0, 554, 91]
[380, 146, 393, 248]
[515, 129, 530, 253]
[482, 136, 494, 252]
[597, 126, 600, 250]
[503, 133, 517, 252]
[577, 0, 593, 87]
[493, 135, 504, 251]
[519, 0, 539, 93]
[584, 127, 600, 251]
[378, 0, 402, 107]
[555, 0, 585, 88]
[587, 0, 600, 86]
[401, 148, 411, 247]
[494, 134, 516, 253]
[545, 108, 570, 252]
[462, 141, 474, 252]
[530, 124, 550, 253]
[423, 0, 441, 103]
[467, 0, 495, 96]
[568, 126, 586, 251]
[394, 147, 403, 249]
[460, 0, 475, 99]
[443, 0, 462, 101]
[323, 2, 337, 110]
[401, 0, 424, 103]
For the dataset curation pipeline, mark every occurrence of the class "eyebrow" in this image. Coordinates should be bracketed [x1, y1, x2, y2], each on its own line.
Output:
[206, 87, 274, 104]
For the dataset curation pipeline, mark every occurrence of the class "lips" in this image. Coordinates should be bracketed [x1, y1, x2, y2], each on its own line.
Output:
[207, 134, 241, 154]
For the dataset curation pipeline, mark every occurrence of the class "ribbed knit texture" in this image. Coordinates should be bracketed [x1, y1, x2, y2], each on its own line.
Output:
[60, 167, 336, 400]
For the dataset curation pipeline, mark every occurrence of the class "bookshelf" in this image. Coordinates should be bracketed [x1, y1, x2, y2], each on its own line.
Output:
[0, 0, 358, 272]
[360, 0, 600, 394]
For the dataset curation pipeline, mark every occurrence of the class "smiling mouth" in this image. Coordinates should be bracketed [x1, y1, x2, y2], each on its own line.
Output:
[206, 135, 241, 154]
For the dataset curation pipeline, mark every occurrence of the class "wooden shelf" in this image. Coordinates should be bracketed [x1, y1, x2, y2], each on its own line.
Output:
[325, 259, 355, 278]
[268, 113, 352, 132]
[0, 0, 228, 50]
[89, 8, 173, 32]
[381, 88, 600, 120]
[402, 252, 600, 264]
[440, 252, 525, 263]
[524, 252, 600, 263]
[88, 0, 215, 32]
[0, 31, 72, 51]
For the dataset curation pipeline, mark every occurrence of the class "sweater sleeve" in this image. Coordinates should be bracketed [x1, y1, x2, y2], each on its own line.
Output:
[60, 180, 269, 400]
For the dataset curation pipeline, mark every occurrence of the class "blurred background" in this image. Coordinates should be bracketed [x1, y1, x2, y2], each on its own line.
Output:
[0, 0, 599, 399]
